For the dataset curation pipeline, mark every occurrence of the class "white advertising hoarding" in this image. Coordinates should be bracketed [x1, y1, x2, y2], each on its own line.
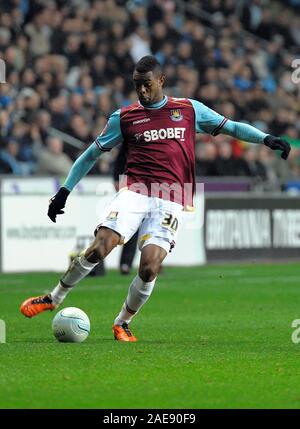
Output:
[0, 177, 205, 272]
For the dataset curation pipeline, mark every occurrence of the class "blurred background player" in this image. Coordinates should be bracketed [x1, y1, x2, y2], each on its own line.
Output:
[113, 144, 138, 275]
[20, 55, 290, 342]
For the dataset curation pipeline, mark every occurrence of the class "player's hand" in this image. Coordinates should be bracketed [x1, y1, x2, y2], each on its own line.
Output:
[264, 135, 291, 160]
[48, 187, 70, 223]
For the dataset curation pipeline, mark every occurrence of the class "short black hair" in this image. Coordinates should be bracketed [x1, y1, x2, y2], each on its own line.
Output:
[135, 55, 162, 75]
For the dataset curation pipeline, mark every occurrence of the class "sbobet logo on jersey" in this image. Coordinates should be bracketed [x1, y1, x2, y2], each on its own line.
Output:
[143, 127, 186, 142]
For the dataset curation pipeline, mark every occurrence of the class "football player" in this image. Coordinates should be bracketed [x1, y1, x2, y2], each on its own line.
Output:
[20, 56, 290, 341]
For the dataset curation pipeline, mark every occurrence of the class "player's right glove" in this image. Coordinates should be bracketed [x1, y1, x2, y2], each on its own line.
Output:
[263, 135, 291, 160]
[48, 187, 70, 223]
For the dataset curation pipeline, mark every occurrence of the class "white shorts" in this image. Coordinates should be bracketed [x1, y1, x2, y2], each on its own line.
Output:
[95, 189, 184, 253]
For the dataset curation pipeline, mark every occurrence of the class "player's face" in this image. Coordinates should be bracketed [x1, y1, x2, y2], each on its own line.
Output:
[133, 71, 165, 106]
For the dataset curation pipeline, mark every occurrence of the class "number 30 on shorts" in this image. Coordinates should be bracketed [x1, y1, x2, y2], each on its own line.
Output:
[161, 213, 179, 233]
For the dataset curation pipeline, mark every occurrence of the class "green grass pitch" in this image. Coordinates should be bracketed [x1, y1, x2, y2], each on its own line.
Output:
[0, 263, 300, 409]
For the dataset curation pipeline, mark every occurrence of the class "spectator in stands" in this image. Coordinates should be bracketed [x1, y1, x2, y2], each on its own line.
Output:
[36, 136, 73, 176]
[272, 147, 300, 182]
[240, 146, 267, 180]
[215, 140, 241, 176]
[36, 109, 51, 143]
[0, 140, 31, 175]
[195, 141, 219, 176]
[9, 119, 37, 173]
[255, 144, 278, 188]
[0, 140, 19, 174]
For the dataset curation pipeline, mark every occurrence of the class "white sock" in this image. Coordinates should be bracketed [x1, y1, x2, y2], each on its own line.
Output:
[61, 254, 98, 286]
[114, 275, 156, 325]
[50, 281, 70, 305]
[51, 254, 98, 305]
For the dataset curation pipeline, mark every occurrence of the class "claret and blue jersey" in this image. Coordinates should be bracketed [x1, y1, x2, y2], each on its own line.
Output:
[63, 95, 268, 205]
[94, 95, 228, 153]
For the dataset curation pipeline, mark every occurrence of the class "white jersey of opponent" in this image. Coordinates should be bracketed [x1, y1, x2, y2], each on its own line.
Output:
[96, 189, 184, 253]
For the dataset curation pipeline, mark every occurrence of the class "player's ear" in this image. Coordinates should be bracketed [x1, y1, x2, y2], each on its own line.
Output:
[159, 74, 166, 87]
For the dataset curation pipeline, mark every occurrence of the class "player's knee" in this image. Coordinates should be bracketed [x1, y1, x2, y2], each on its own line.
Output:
[85, 239, 109, 262]
[86, 243, 105, 263]
[86, 228, 120, 263]
[139, 263, 158, 282]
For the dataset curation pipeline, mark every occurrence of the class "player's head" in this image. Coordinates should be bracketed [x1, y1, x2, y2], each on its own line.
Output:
[133, 55, 165, 106]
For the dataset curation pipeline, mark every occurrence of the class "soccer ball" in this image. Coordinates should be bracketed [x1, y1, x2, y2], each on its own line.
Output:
[52, 307, 90, 343]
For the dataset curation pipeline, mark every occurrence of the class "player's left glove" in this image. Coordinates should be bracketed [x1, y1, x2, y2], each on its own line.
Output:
[48, 187, 70, 223]
[263, 135, 291, 160]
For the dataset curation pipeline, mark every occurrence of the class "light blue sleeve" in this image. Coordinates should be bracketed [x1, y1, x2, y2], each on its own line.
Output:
[63, 142, 101, 191]
[189, 99, 226, 135]
[221, 120, 267, 144]
[94, 109, 123, 151]
[63, 109, 123, 191]
[189, 99, 268, 143]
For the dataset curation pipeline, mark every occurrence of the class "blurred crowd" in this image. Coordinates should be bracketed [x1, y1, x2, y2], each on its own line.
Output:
[0, 0, 300, 186]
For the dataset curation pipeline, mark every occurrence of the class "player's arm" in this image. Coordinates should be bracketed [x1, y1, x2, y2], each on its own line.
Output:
[190, 99, 291, 160]
[48, 109, 123, 223]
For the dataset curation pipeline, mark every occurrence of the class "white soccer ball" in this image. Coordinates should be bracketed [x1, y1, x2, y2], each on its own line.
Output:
[52, 307, 90, 343]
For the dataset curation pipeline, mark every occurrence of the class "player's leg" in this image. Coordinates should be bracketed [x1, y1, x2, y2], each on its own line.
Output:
[113, 243, 167, 342]
[119, 230, 138, 274]
[20, 227, 120, 317]
[20, 190, 147, 318]
[113, 197, 184, 342]
[49, 226, 120, 303]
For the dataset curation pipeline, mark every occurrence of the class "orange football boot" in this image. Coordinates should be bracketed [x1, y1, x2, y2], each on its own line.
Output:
[112, 323, 137, 342]
[20, 294, 56, 318]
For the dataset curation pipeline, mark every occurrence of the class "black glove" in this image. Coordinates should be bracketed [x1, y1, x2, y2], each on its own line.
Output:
[48, 187, 70, 223]
[264, 135, 291, 160]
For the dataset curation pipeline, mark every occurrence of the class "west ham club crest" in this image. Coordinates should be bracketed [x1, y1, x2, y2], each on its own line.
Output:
[170, 109, 183, 121]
